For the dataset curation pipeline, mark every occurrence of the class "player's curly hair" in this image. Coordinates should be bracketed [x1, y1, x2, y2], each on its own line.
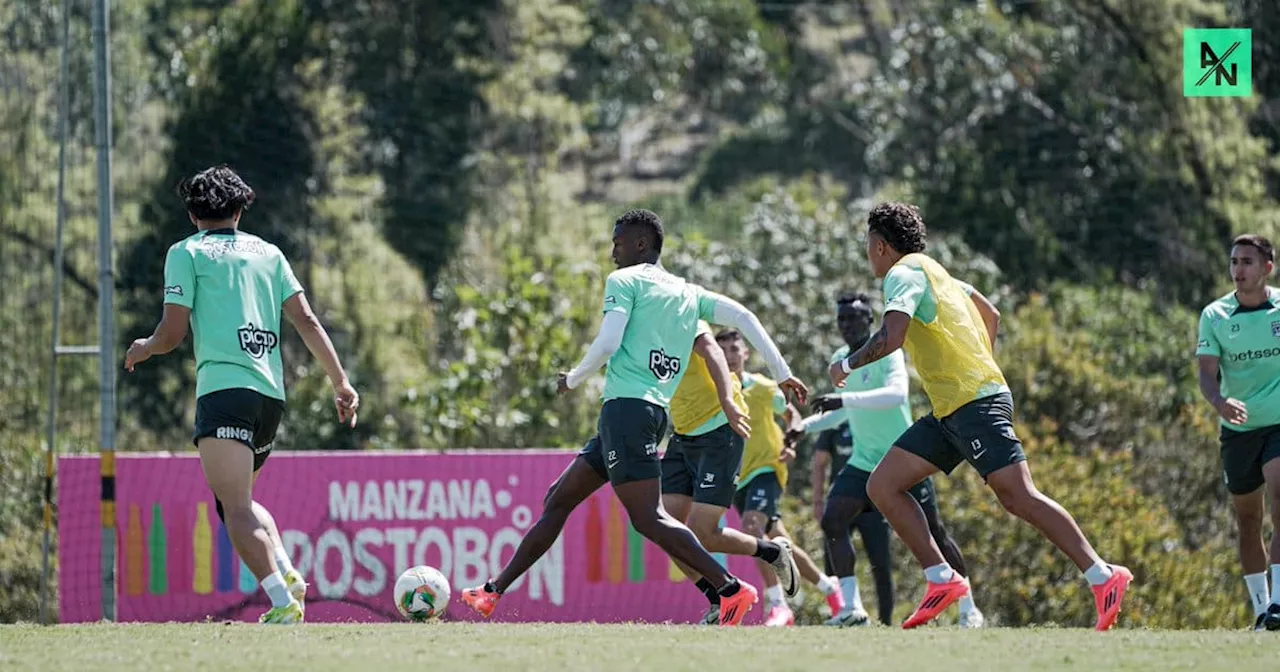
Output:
[1233, 234, 1275, 262]
[178, 165, 256, 221]
[615, 208, 665, 254]
[867, 201, 927, 255]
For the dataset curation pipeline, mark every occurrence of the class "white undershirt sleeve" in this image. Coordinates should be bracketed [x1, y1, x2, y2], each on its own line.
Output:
[839, 363, 909, 409]
[706, 292, 792, 381]
[566, 310, 629, 389]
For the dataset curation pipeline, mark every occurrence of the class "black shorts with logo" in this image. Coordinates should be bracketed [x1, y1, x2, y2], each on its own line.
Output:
[732, 470, 783, 520]
[660, 424, 744, 508]
[896, 391, 1027, 480]
[827, 465, 937, 515]
[1220, 423, 1280, 495]
[578, 398, 668, 486]
[193, 388, 285, 472]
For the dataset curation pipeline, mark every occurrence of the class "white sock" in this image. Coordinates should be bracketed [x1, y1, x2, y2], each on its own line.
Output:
[764, 584, 784, 608]
[923, 563, 956, 584]
[1270, 565, 1280, 607]
[839, 576, 863, 613]
[1245, 572, 1270, 615]
[273, 546, 296, 576]
[1083, 561, 1114, 587]
[261, 571, 292, 608]
[958, 594, 977, 615]
[816, 574, 839, 596]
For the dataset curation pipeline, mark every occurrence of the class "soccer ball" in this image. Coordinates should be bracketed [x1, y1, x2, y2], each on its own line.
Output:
[394, 565, 451, 621]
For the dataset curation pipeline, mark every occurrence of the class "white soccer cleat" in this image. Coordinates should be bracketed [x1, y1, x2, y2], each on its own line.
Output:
[700, 604, 720, 626]
[958, 607, 985, 629]
[769, 538, 800, 598]
[824, 608, 870, 627]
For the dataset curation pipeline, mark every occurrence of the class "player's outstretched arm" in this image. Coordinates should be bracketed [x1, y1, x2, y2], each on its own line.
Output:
[829, 312, 909, 389]
[702, 290, 808, 404]
[817, 353, 909, 411]
[692, 333, 751, 438]
[562, 311, 629, 391]
[284, 293, 359, 427]
[125, 304, 191, 371]
[1197, 354, 1246, 425]
[967, 288, 1001, 354]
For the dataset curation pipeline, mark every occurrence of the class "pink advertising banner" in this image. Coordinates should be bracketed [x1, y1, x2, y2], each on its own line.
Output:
[58, 451, 765, 624]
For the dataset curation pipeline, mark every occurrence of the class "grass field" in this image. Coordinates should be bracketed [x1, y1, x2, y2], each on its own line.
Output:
[1, 623, 1275, 671]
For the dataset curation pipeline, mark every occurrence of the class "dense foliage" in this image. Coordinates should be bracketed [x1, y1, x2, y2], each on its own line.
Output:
[3, 0, 1278, 625]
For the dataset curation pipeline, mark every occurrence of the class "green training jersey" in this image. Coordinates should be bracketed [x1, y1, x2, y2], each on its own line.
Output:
[826, 345, 913, 472]
[162, 228, 304, 400]
[1197, 287, 1280, 431]
[599, 263, 717, 409]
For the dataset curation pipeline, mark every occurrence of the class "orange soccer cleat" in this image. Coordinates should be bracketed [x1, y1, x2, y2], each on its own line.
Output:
[1092, 565, 1134, 632]
[460, 584, 502, 619]
[718, 581, 759, 627]
[902, 575, 970, 629]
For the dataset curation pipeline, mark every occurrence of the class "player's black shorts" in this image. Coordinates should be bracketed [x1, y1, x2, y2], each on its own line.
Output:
[193, 388, 285, 472]
[896, 391, 1026, 480]
[660, 424, 744, 508]
[1220, 424, 1280, 495]
[827, 465, 936, 514]
[578, 398, 668, 486]
[732, 471, 782, 520]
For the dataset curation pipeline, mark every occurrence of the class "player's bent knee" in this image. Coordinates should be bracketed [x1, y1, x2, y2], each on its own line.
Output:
[687, 515, 721, 542]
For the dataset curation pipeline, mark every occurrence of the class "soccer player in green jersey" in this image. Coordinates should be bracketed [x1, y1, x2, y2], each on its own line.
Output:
[125, 166, 360, 624]
[833, 202, 1130, 631]
[461, 209, 808, 626]
[796, 292, 981, 628]
[1196, 234, 1280, 631]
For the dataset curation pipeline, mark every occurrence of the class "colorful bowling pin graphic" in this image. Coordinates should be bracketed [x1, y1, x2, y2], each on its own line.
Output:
[125, 505, 144, 597]
[627, 522, 645, 583]
[606, 496, 625, 584]
[668, 555, 684, 582]
[238, 558, 257, 594]
[712, 514, 728, 568]
[193, 502, 213, 595]
[216, 519, 235, 593]
[585, 496, 603, 583]
[148, 503, 168, 595]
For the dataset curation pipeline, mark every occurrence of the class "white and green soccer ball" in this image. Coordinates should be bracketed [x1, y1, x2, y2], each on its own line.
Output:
[394, 565, 450, 621]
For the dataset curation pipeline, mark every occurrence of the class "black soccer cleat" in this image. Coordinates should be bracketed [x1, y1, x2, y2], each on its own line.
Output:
[1263, 604, 1280, 632]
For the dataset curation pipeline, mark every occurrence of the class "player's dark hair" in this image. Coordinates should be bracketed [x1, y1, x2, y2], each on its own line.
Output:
[714, 328, 744, 344]
[836, 291, 872, 307]
[1233, 234, 1275, 262]
[615, 209, 665, 255]
[867, 201, 927, 254]
[178, 165, 256, 221]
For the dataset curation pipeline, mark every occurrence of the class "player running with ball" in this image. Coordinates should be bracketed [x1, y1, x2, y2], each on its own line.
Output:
[125, 166, 360, 624]
[462, 209, 808, 626]
[832, 202, 1132, 631]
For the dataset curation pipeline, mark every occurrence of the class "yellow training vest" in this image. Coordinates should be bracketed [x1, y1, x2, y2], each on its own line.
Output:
[895, 253, 1007, 419]
[670, 322, 746, 435]
[738, 373, 788, 487]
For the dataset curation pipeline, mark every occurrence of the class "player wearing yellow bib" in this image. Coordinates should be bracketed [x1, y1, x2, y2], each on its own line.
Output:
[716, 329, 844, 627]
[661, 322, 802, 625]
[832, 202, 1133, 631]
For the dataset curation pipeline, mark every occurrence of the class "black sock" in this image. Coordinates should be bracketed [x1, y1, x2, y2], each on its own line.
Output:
[484, 580, 503, 595]
[717, 578, 741, 598]
[754, 539, 781, 564]
[695, 578, 718, 605]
